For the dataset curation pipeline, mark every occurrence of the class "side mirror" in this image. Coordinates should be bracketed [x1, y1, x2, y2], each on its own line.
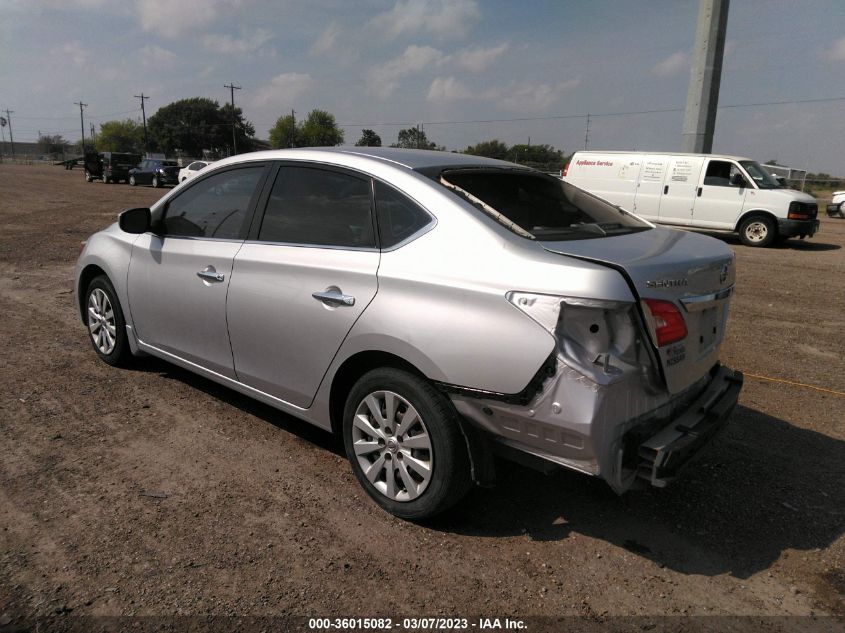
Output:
[118, 207, 151, 234]
[730, 172, 746, 187]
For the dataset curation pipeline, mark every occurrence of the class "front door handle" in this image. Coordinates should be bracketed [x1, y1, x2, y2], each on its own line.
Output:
[197, 267, 225, 283]
[312, 290, 355, 306]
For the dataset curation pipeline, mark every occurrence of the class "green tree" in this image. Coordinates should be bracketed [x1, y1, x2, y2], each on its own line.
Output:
[37, 134, 69, 159]
[392, 127, 438, 150]
[269, 110, 344, 148]
[299, 109, 344, 147]
[147, 97, 254, 157]
[96, 119, 144, 153]
[508, 143, 564, 171]
[463, 139, 509, 160]
[355, 129, 382, 147]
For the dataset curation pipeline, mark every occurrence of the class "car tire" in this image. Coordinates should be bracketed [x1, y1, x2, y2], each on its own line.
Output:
[103, 173, 110, 184]
[129, 175, 136, 186]
[85, 170, 92, 183]
[84, 275, 133, 367]
[152, 175, 160, 188]
[342, 368, 472, 520]
[739, 215, 776, 247]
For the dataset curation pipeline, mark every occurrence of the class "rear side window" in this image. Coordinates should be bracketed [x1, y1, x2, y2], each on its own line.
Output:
[161, 166, 264, 239]
[374, 181, 432, 248]
[258, 166, 375, 248]
[441, 169, 650, 241]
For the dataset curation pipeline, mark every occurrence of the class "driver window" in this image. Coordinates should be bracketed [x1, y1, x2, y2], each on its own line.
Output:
[704, 161, 744, 187]
[161, 166, 264, 239]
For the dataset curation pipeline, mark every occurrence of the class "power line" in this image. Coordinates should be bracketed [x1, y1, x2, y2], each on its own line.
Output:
[334, 95, 845, 129]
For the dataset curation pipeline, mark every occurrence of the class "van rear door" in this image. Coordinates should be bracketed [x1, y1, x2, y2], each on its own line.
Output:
[658, 156, 704, 226]
[633, 155, 670, 221]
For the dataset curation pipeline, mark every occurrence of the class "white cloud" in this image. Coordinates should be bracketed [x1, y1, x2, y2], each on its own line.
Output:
[139, 44, 176, 65]
[51, 41, 89, 66]
[311, 22, 342, 56]
[203, 28, 273, 54]
[485, 78, 579, 113]
[369, 0, 480, 40]
[427, 76, 473, 102]
[452, 42, 509, 73]
[651, 51, 689, 77]
[252, 72, 315, 108]
[829, 36, 845, 61]
[368, 45, 445, 97]
[136, 0, 241, 38]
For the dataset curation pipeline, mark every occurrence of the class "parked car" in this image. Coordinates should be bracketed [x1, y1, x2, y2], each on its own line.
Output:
[75, 148, 742, 519]
[828, 191, 845, 218]
[178, 160, 213, 183]
[563, 151, 820, 247]
[128, 159, 180, 188]
[84, 152, 142, 184]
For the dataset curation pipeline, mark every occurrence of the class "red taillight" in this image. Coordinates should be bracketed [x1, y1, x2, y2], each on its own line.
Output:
[562, 162, 570, 177]
[643, 298, 687, 347]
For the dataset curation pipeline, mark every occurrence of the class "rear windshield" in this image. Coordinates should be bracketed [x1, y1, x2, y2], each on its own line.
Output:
[439, 169, 651, 241]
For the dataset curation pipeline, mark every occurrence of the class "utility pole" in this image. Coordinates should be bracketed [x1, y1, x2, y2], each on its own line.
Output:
[4, 110, 15, 159]
[90, 123, 96, 145]
[74, 102, 87, 154]
[584, 113, 591, 150]
[135, 93, 150, 154]
[224, 83, 241, 154]
[682, 0, 730, 153]
[289, 109, 295, 148]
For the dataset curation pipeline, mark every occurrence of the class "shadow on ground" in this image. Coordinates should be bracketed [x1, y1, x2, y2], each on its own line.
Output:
[124, 358, 844, 581]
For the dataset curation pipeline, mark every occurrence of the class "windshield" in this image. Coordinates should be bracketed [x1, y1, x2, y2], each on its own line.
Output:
[162, 161, 178, 167]
[439, 169, 651, 241]
[740, 161, 781, 189]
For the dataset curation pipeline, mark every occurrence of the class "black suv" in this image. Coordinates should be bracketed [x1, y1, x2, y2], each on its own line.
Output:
[128, 159, 180, 188]
[84, 152, 142, 184]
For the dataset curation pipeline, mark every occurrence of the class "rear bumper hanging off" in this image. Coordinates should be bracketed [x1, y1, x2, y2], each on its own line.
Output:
[634, 365, 743, 488]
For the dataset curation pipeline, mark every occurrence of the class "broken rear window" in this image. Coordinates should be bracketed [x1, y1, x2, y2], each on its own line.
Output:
[439, 169, 651, 241]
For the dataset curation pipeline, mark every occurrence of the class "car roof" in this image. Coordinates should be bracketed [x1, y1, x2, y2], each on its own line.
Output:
[571, 150, 753, 162]
[211, 147, 527, 173]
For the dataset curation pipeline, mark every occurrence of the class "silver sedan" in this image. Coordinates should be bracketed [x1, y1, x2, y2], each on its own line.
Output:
[75, 147, 742, 519]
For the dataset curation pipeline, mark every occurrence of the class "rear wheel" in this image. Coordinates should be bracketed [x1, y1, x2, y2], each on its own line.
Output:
[739, 215, 776, 247]
[84, 275, 133, 367]
[129, 175, 136, 186]
[342, 368, 472, 520]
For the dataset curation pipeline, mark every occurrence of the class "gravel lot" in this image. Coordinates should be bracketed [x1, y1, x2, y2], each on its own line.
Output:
[0, 164, 843, 630]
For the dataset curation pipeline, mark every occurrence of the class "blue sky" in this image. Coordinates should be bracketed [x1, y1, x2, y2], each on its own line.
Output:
[2, 0, 844, 173]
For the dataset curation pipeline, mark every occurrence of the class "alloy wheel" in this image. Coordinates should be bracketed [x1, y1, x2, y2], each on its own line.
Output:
[352, 390, 433, 502]
[87, 288, 117, 355]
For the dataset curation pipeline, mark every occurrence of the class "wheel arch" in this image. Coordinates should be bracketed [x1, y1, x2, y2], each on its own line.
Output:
[77, 263, 108, 323]
[735, 209, 778, 233]
[327, 349, 495, 487]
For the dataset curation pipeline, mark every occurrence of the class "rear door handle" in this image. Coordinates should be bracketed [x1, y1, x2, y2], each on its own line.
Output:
[697, 186, 703, 197]
[312, 290, 355, 306]
[663, 185, 669, 195]
[197, 267, 225, 283]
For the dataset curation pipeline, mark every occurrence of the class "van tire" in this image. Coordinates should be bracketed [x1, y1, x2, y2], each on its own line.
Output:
[739, 215, 776, 247]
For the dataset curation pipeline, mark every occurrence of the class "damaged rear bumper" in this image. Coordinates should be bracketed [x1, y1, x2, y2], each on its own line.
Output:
[449, 360, 742, 493]
[631, 365, 742, 488]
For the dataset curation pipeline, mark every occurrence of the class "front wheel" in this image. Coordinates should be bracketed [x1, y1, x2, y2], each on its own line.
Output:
[102, 173, 110, 184]
[129, 175, 136, 186]
[151, 175, 160, 188]
[85, 275, 133, 367]
[84, 170, 93, 182]
[739, 215, 776, 247]
[342, 368, 472, 520]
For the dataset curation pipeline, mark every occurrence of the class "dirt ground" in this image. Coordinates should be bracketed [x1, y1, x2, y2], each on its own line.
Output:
[0, 164, 843, 630]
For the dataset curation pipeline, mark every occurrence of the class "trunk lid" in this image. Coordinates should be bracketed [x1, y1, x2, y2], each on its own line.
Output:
[541, 227, 735, 394]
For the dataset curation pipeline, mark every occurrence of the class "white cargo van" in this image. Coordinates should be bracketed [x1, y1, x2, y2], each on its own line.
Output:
[563, 151, 820, 247]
